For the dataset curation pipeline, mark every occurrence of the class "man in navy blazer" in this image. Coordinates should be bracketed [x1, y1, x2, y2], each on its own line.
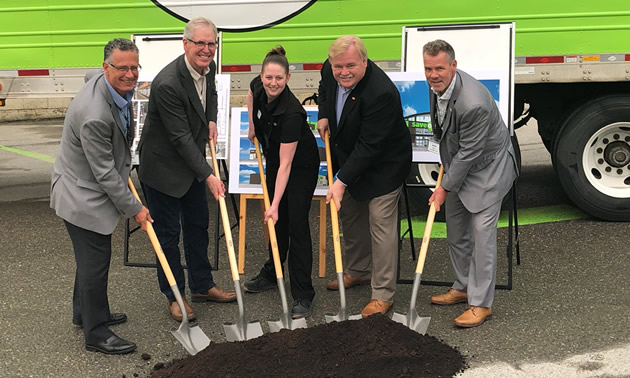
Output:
[424, 40, 519, 327]
[51, 38, 152, 354]
[317, 35, 411, 318]
[138, 17, 235, 322]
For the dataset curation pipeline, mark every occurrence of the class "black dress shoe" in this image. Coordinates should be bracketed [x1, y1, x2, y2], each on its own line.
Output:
[73, 313, 127, 328]
[85, 335, 136, 355]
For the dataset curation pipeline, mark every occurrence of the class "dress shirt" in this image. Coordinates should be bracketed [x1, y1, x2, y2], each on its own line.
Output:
[184, 55, 209, 111]
[104, 77, 133, 136]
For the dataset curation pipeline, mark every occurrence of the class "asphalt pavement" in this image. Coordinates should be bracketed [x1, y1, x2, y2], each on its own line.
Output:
[1, 120, 629, 377]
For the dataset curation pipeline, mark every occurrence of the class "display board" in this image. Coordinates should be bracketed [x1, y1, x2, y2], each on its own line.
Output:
[387, 71, 501, 163]
[130, 74, 230, 165]
[133, 33, 222, 81]
[131, 33, 229, 164]
[401, 23, 515, 136]
[228, 106, 329, 195]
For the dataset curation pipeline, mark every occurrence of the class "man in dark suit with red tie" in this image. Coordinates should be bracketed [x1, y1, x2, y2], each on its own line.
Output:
[317, 35, 411, 318]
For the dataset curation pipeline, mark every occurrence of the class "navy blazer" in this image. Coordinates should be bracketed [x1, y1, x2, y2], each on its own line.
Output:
[318, 59, 411, 201]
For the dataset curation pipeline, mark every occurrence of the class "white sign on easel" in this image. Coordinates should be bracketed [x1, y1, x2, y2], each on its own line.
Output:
[130, 33, 230, 164]
[401, 23, 515, 131]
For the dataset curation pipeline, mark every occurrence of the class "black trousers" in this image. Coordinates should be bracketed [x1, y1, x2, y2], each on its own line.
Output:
[260, 164, 319, 301]
[141, 179, 216, 302]
[64, 220, 115, 345]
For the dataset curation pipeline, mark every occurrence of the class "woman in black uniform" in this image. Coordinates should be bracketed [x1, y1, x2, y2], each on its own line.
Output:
[243, 46, 320, 319]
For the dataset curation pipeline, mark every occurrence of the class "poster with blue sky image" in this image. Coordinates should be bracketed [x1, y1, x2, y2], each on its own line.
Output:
[229, 107, 329, 195]
[386, 71, 503, 162]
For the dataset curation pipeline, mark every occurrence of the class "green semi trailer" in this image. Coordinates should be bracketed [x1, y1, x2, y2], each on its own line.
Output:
[0, 0, 628, 221]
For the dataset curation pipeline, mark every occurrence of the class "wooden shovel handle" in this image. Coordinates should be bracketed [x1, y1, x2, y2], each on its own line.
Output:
[323, 131, 344, 274]
[253, 138, 284, 279]
[127, 178, 178, 287]
[415, 165, 444, 274]
[209, 140, 240, 281]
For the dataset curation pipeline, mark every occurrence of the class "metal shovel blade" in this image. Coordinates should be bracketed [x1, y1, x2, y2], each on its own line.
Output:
[171, 322, 211, 355]
[327, 313, 363, 322]
[392, 273, 431, 335]
[325, 312, 344, 323]
[170, 289, 210, 355]
[223, 282, 264, 341]
[268, 277, 308, 332]
[224, 321, 264, 342]
[325, 279, 362, 322]
[392, 311, 431, 335]
[268, 316, 308, 332]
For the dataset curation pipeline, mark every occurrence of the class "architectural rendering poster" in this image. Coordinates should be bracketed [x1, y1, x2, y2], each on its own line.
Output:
[131, 74, 231, 165]
[228, 106, 329, 195]
[387, 71, 501, 163]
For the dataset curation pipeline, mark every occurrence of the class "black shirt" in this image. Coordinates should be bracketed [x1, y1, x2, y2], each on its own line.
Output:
[250, 76, 318, 169]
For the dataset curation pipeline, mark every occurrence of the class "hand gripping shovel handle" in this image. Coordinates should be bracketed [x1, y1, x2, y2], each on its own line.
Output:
[323, 131, 358, 322]
[210, 140, 264, 341]
[253, 138, 301, 330]
[128, 178, 210, 354]
[254, 138, 298, 332]
[415, 165, 444, 274]
[392, 165, 443, 334]
[128, 178, 179, 288]
[208, 140, 239, 281]
[253, 138, 284, 280]
[323, 132, 343, 274]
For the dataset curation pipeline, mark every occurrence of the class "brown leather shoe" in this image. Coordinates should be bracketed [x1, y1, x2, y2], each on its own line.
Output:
[430, 288, 468, 305]
[326, 273, 371, 291]
[168, 299, 196, 322]
[454, 306, 492, 327]
[191, 285, 237, 303]
[360, 299, 393, 318]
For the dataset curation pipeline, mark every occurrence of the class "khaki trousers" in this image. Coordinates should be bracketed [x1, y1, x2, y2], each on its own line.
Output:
[339, 185, 402, 303]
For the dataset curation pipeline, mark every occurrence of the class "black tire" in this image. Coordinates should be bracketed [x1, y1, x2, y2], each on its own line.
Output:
[552, 95, 630, 221]
[404, 163, 446, 222]
[500, 133, 522, 209]
[405, 133, 521, 220]
[511, 133, 522, 178]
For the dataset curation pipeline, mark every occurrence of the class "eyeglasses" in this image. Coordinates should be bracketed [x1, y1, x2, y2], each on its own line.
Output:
[107, 63, 141, 73]
[186, 38, 217, 49]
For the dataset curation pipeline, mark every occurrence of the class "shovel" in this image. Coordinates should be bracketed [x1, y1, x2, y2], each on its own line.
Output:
[209, 140, 264, 341]
[127, 178, 210, 355]
[392, 165, 444, 335]
[322, 131, 361, 323]
[253, 137, 308, 332]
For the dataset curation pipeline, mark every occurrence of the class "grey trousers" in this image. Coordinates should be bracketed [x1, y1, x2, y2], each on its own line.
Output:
[445, 193, 503, 308]
[339, 185, 402, 303]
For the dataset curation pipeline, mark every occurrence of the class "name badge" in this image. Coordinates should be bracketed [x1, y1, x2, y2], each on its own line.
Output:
[428, 138, 440, 154]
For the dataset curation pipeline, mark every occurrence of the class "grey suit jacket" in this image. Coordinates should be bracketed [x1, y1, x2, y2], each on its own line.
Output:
[50, 72, 142, 235]
[430, 70, 518, 213]
[137, 55, 217, 198]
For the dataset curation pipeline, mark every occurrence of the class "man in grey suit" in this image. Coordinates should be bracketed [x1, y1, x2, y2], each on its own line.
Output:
[138, 17, 235, 322]
[423, 40, 519, 327]
[51, 38, 152, 354]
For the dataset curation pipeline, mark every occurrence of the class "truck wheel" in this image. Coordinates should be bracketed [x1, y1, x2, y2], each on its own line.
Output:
[405, 133, 521, 222]
[553, 95, 630, 221]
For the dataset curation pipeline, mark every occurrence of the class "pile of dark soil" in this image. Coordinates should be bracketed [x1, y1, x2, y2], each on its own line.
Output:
[151, 314, 466, 377]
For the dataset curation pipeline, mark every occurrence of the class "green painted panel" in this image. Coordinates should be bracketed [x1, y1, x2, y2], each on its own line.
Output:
[400, 204, 590, 240]
[1, 0, 629, 69]
[0, 0, 183, 69]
